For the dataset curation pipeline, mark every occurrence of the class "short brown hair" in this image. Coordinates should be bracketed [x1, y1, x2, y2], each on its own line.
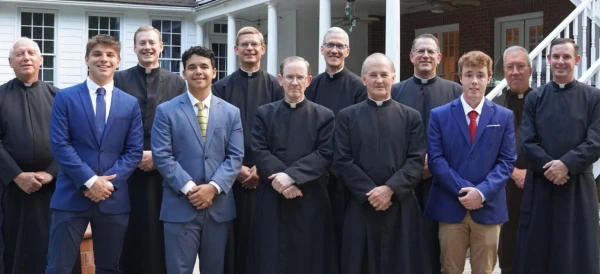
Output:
[86, 34, 121, 58]
[411, 33, 440, 52]
[236, 26, 264, 46]
[549, 38, 579, 56]
[458, 50, 493, 76]
[134, 25, 161, 44]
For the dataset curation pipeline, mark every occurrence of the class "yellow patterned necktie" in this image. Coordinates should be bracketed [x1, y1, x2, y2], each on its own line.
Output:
[196, 102, 207, 141]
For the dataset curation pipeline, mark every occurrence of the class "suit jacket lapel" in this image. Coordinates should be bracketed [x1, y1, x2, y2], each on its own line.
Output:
[102, 89, 120, 144]
[179, 94, 204, 149]
[451, 100, 471, 146]
[78, 81, 101, 145]
[471, 100, 494, 152]
[204, 97, 221, 150]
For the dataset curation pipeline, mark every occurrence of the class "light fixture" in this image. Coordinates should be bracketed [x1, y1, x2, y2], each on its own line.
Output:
[430, 4, 445, 13]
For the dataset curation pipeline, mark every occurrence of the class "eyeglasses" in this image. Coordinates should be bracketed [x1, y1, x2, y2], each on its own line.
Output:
[412, 49, 438, 56]
[238, 42, 261, 48]
[283, 75, 307, 82]
[505, 64, 529, 72]
[323, 42, 348, 50]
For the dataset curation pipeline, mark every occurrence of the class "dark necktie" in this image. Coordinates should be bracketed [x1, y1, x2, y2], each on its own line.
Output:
[468, 110, 478, 143]
[96, 87, 106, 140]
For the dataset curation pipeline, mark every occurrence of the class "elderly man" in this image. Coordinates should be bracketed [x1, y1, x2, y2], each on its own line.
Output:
[492, 46, 532, 274]
[335, 53, 430, 274]
[249, 56, 337, 274]
[514, 38, 600, 274]
[0, 38, 81, 274]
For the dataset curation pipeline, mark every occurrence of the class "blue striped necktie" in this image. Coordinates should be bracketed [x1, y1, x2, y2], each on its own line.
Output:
[96, 87, 106, 140]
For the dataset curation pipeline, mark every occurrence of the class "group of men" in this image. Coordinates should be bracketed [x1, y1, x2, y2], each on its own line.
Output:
[0, 22, 599, 274]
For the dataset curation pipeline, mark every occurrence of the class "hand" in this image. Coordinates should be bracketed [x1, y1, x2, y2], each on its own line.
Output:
[236, 166, 251, 183]
[87, 174, 116, 202]
[553, 175, 570, 185]
[269, 172, 295, 193]
[188, 184, 218, 210]
[366, 185, 394, 211]
[241, 166, 259, 189]
[511, 168, 526, 189]
[138, 151, 155, 172]
[13, 172, 43, 194]
[282, 185, 303, 199]
[422, 154, 431, 179]
[543, 160, 570, 185]
[458, 187, 483, 210]
[34, 171, 54, 185]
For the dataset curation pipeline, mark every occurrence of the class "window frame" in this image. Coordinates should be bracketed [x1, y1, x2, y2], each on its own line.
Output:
[415, 23, 460, 82]
[18, 8, 57, 85]
[150, 17, 185, 75]
[86, 12, 124, 73]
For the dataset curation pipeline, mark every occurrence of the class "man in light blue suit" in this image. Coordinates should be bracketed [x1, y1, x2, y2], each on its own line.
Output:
[152, 46, 243, 274]
[46, 35, 143, 274]
[425, 50, 516, 274]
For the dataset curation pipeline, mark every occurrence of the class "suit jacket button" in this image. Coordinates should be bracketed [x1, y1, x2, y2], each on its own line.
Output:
[205, 156, 208, 160]
[100, 150, 104, 154]
[469, 156, 474, 160]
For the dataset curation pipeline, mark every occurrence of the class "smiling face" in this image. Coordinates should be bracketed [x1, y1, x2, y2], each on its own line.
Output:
[320, 31, 350, 72]
[9, 39, 42, 82]
[85, 44, 120, 86]
[459, 65, 490, 106]
[134, 30, 163, 68]
[182, 54, 216, 93]
[547, 42, 581, 83]
[504, 50, 532, 94]
[410, 37, 441, 78]
[234, 33, 265, 68]
[361, 55, 396, 101]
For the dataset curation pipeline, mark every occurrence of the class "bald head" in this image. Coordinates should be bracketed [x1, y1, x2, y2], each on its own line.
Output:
[361, 53, 395, 76]
[361, 53, 396, 101]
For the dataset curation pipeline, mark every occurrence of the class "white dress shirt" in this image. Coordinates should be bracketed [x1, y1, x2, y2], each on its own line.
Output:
[84, 78, 114, 189]
[180, 91, 222, 195]
[459, 94, 487, 202]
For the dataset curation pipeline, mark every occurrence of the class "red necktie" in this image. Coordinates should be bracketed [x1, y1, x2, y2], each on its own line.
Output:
[468, 110, 478, 143]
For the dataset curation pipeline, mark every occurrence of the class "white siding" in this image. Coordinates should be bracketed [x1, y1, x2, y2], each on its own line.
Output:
[0, 3, 18, 83]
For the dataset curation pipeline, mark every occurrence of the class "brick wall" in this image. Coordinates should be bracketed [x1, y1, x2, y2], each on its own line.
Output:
[368, 0, 574, 79]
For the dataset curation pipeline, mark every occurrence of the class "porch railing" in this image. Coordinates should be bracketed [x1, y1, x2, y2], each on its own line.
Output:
[486, 0, 599, 100]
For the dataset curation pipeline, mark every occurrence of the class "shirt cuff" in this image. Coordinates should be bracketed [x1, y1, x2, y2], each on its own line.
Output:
[84, 175, 98, 189]
[180, 181, 196, 195]
[209, 181, 222, 194]
[476, 189, 486, 203]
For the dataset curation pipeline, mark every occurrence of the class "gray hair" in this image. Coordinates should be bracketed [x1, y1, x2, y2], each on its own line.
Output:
[503, 46, 531, 67]
[9, 37, 41, 58]
[361, 53, 395, 75]
[411, 33, 440, 52]
[322, 27, 350, 48]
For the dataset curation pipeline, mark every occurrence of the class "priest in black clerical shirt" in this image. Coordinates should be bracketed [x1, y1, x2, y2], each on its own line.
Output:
[391, 33, 462, 274]
[304, 27, 366, 256]
[492, 46, 532, 274]
[0, 38, 80, 274]
[335, 53, 430, 274]
[115, 25, 186, 274]
[212, 26, 283, 274]
[249, 56, 337, 274]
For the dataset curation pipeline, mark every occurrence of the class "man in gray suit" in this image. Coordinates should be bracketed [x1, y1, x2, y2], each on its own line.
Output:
[151, 46, 244, 274]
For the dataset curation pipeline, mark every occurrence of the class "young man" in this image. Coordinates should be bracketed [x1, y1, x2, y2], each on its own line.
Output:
[514, 38, 600, 274]
[115, 25, 186, 274]
[212, 26, 282, 274]
[426, 51, 516, 274]
[152, 46, 243, 274]
[46, 34, 144, 274]
[335, 53, 430, 274]
[249, 56, 337, 274]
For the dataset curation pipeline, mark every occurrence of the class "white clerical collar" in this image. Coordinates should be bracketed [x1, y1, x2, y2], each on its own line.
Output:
[460, 94, 485, 117]
[414, 75, 435, 84]
[241, 67, 260, 76]
[368, 96, 391, 106]
[327, 67, 344, 78]
[139, 64, 159, 74]
[558, 83, 566, 89]
[24, 83, 32, 87]
[285, 97, 305, 108]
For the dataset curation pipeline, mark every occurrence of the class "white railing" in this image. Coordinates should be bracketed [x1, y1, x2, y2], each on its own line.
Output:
[487, 0, 599, 100]
[580, 57, 600, 85]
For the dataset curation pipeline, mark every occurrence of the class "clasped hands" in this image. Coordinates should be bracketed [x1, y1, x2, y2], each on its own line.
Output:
[138, 151, 155, 172]
[83, 174, 116, 202]
[458, 187, 483, 210]
[188, 184, 218, 210]
[14, 171, 53, 194]
[269, 172, 302, 199]
[237, 165, 259, 189]
[543, 160, 569, 185]
[366, 185, 394, 211]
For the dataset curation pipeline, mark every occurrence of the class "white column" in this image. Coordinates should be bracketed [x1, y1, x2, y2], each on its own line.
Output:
[267, 2, 278, 75]
[195, 22, 204, 47]
[385, 0, 401, 82]
[318, 0, 331, 73]
[227, 14, 237, 75]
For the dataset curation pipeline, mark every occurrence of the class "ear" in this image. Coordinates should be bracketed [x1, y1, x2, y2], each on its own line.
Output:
[575, 54, 582, 65]
[306, 75, 313, 86]
[277, 74, 284, 86]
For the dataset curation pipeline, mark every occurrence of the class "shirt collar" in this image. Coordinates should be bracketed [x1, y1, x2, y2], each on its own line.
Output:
[413, 75, 437, 85]
[460, 94, 485, 117]
[187, 90, 212, 108]
[87, 77, 114, 95]
[240, 67, 260, 77]
[327, 67, 345, 78]
[368, 96, 392, 106]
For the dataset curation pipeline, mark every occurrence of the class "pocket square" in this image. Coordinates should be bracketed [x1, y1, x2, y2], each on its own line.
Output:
[486, 124, 501, 127]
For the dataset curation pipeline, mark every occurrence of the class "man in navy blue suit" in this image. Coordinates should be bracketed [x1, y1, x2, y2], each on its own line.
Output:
[425, 50, 516, 274]
[46, 34, 143, 274]
[151, 46, 243, 274]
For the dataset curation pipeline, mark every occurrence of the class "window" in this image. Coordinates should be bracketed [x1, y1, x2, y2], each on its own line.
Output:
[212, 23, 228, 34]
[88, 15, 121, 40]
[211, 39, 227, 82]
[152, 19, 182, 74]
[20, 11, 55, 84]
[415, 24, 460, 82]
